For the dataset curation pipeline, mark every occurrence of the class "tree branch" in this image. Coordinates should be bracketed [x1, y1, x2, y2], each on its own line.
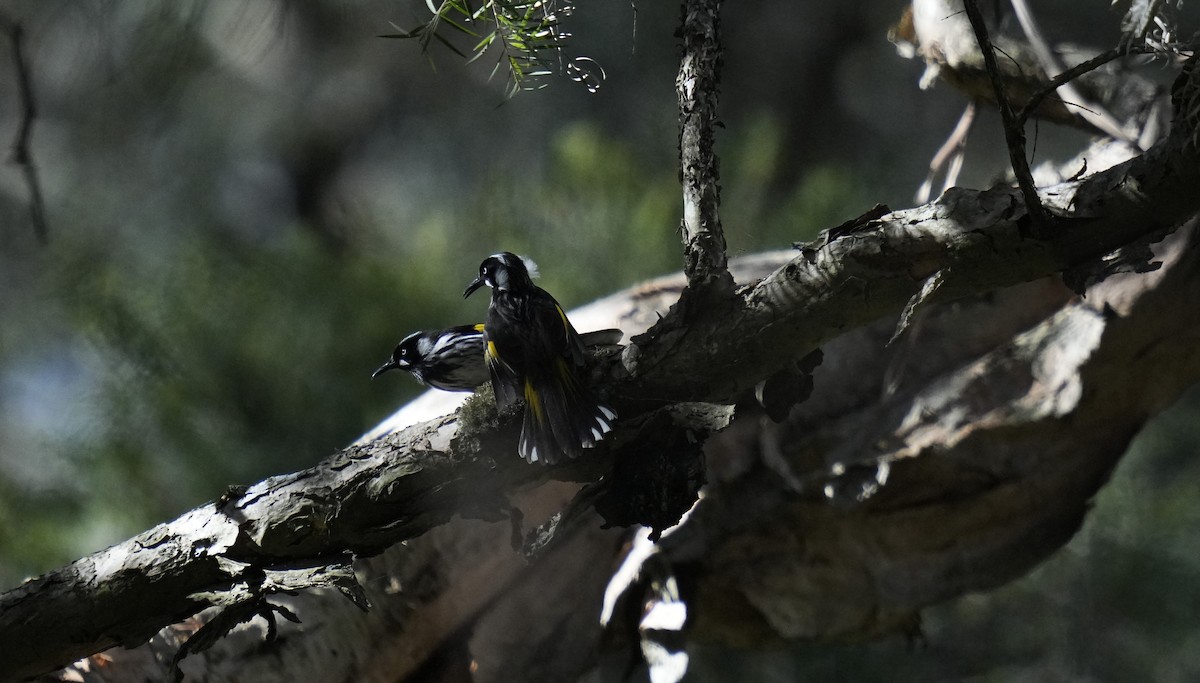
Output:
[960, 0, 1052, 232]
[676, 0, 731, 294]
[1009, 0, 1137, 144]
[623, 88, 1200, 401]
[0, 12, 48, 245]
[0, 412, 572, 679]
[1015, 44, 1153, 129]
[651, 222, 1200, 644]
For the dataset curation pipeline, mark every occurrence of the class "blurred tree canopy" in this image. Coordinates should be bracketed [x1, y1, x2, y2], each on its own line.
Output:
[1, 1, 1199, 681]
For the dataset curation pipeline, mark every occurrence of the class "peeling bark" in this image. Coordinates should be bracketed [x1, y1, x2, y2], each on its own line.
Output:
[676, 0, 731, 294]
[666, 224, 1200, 645]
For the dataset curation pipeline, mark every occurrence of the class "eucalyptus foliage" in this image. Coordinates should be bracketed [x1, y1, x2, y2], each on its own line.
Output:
[383, 0, 583, 97]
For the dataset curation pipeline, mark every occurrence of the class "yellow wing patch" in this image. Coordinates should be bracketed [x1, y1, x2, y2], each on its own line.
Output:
[524, 380, 544, 422]
[473, 323, 486, 333]
[487, 339, 517, 373]
[555, 305, 571, 342]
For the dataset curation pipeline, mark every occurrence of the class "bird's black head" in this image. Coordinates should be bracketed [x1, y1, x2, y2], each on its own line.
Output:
[371, 331, 425, 378]
[464, 252, 534, 298]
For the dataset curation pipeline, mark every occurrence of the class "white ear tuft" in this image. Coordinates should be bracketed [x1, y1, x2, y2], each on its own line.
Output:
[520, 255, 540, 279]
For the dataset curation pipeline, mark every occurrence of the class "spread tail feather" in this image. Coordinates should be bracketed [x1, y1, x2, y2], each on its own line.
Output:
[518, 369, 615, 464]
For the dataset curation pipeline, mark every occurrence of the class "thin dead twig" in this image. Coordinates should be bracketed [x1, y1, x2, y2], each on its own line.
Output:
[0, 12, 48, 245]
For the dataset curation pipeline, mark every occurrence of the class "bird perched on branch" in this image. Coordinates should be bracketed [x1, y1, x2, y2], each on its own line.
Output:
[373, 324, 623, 393]
[464, 252, 616, 464]
[372, 324, 490, 391]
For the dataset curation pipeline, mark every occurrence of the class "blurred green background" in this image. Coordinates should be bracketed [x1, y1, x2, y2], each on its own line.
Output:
[0, 1, 1196, 679]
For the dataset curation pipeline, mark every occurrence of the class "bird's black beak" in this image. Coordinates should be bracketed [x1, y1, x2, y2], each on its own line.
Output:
[372, 359, 399, 379]
[463, 277, 484, 299]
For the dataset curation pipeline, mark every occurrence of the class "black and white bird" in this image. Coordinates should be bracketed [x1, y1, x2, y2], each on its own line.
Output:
[372, 324, 490, 392]
[464, 252, 617, 464]
[373, 323, 622, 395]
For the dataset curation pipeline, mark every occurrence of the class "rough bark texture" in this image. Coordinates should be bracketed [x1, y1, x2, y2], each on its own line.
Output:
[666, 225, 1200, 645]
[676, 0, 731, 294]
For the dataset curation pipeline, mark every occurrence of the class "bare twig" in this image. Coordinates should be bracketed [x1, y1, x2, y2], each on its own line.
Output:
[961, 0, 1051, 233]
[1009, 0, 1138, 146]
[916, 101, 976, 203]
[676, 0, 732, 293]
[0, 13, 48, 244]
[1016, 44, 1153, 130]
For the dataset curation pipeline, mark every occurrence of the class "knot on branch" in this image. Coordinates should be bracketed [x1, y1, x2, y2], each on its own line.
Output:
[683, 226, 732, 290]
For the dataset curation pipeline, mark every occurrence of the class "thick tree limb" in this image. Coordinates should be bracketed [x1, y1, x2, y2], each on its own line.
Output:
[657, 223, 1200, 645]
[3, 407, 626, 680]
